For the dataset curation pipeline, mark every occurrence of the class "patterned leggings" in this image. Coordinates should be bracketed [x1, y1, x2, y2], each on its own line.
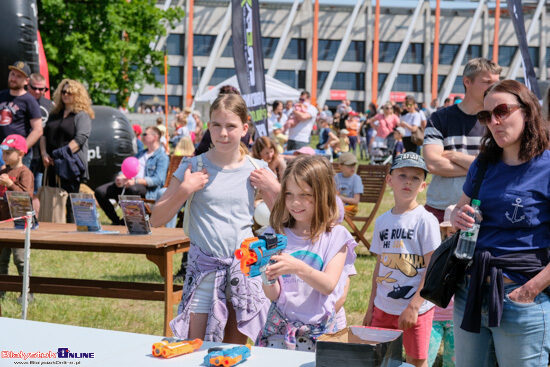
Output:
[427, 320, 455, 367]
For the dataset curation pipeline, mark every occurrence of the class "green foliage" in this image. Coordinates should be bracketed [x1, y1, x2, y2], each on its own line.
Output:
[37, 0, 184, 106]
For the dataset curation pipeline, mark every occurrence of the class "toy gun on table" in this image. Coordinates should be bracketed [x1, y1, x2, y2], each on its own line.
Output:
[152, 338, 202, 359]
[234, 233, 287, 285]
[204, 344, 251, 366]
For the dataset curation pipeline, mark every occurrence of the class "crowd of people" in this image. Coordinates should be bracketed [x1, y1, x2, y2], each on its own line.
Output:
[1, 56, 549, 367]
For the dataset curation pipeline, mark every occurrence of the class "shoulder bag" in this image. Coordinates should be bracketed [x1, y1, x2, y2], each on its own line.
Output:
[420, 156, 488, 308]
[411, 127, 424, 146]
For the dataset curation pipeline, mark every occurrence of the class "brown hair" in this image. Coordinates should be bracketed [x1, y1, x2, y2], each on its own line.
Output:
[481, 79, 549, 162]
[145, 126, 162, 140]
[270, 155, 338, 241]
[251, 136, 279, 162]
[209, 94, 249, 157]
[52, 79, 95, 118]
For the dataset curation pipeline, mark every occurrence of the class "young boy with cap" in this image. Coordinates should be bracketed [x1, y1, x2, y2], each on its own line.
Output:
[0, 134, 34, 294]
[363, 152, 440, 367]
[335, 152, 363, 217]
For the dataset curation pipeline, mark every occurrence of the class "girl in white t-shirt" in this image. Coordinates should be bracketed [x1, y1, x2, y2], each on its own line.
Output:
[258, 155, 357, 351]
[151, 94, 270, 344]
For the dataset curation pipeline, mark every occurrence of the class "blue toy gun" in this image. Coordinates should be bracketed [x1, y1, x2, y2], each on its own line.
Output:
[204, 344, 251, 367]
[234, 233, 287, 285]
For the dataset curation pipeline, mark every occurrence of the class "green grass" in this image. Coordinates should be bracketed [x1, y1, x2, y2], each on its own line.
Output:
[1, 137, 428, 336]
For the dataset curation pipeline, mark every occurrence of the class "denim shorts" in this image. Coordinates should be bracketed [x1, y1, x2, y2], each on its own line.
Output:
[454, 276, 550, 367]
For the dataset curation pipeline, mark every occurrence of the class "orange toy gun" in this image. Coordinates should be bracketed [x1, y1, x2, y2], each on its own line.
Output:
[152, 338, 202, 359]
[235, 233, 287, 285]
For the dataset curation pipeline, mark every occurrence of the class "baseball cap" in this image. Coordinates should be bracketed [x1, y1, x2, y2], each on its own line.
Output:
[340, 129, 349, 135]
[273, 122, 283, 130]
[0, 134, 28, 154]
[338, 152, 358, 166]
[132, 124, 142, 136]
[390, 152, 428, 175]
[293, 146, 315, 156]
[348, 111, 359, 117]
[394, 127, 406, 136]
[440, 204, 456, 228]
[8, 61, 31, 78]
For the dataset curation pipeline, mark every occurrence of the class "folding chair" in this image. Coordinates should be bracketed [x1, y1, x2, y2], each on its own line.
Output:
[344, 164, 389, 249]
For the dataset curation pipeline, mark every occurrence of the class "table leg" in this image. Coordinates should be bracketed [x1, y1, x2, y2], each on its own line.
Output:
[163, 249, 174, 337]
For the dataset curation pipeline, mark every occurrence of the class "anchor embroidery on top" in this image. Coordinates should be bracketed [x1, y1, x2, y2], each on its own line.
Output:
[505, 198, 526, 223]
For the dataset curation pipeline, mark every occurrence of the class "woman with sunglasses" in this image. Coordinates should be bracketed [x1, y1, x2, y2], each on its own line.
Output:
[40, 79, 94, 222]
[367, 102, 399, 152]
[450, 80, 550, 367]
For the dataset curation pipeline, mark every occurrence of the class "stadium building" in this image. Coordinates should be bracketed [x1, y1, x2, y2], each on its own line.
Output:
[134, 0, 548, 112]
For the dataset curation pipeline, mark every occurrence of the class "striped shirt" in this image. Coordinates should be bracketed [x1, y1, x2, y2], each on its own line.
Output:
[423, 104, 485, 210]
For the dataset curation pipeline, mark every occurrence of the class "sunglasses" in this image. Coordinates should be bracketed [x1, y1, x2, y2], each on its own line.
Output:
[61, 90, 72, 96]
[30, 85, 48, 92]
[142, 133, 148, 137]
[476, 104, 522, 125]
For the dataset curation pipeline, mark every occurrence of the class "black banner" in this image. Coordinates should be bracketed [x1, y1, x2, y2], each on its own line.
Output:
[231, 0, 268, 137]
[507, 0, 541, 99]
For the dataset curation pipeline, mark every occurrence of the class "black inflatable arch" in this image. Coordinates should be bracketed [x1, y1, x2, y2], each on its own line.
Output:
[86, 106, 137, 190]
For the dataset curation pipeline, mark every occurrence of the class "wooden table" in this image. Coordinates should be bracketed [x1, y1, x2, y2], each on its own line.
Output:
[0, 222, 189, 336]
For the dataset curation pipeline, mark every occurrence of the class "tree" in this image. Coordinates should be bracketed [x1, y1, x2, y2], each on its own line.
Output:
[37, 0, 184, 107]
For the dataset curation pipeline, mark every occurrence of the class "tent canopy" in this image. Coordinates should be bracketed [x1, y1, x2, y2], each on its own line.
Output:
[194, 75, 301, 104]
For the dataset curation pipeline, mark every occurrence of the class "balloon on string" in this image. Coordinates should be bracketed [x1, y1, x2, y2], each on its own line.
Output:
[253, 201, 271, 227]
[121, 157, 139, 179]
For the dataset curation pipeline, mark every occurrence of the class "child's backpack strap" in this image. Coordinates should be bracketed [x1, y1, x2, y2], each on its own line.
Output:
[182, 154, 204, 234]
[246, 154, 260, 169]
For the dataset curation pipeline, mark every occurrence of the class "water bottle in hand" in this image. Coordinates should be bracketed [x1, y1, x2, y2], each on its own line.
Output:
[454, 199, 481, 260]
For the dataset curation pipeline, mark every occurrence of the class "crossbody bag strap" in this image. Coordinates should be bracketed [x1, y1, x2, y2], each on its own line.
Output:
[470, 154, 489, 203]
[183, 154, 203, 233]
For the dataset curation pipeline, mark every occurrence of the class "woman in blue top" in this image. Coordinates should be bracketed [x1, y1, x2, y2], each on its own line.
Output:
[451, 80, 550, 367]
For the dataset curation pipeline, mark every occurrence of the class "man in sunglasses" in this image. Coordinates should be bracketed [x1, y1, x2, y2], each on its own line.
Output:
[28, 73, 53, 216]
[423, 58, 501, 223]
[0, 61, 42, 169]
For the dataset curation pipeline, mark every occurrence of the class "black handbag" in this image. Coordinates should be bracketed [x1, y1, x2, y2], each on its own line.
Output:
[420, 156, 488, 308]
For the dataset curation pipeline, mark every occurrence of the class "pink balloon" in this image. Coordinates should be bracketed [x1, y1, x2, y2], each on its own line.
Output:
[121, 157, 139, 179]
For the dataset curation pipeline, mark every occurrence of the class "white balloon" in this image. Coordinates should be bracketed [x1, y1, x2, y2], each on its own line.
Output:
[254, 201, 271, 227]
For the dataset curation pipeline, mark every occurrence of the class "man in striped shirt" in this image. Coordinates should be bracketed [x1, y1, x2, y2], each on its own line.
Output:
[423, 58, 501, 222]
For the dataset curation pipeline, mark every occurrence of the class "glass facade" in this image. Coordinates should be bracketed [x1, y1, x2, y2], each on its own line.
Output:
[283, 38, 307, 60]
[378, 73, 388, 90]
[345, 41, 365, 62]
[166, 33, 184, 55]
[274, 70, 306, 89]
[378, 42, 423, 63]
[319, 39, 340, 61]
[152, 66, 183, 85]
[394, 74, 423, 92]
[318, 72, 365, 91]
[222, 37, 279, 58]
[403, 43, 423, 64]
[488, 45, 516, 67]
[194, 35, 216, 56]
[379, 42, 400, 63]
[210, 68, 235, 85]
[462, 45, 481, 64]
[439, 44, 460, 65]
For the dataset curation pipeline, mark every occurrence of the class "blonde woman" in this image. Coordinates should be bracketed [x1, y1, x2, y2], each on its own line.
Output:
[40, 79, 94, 222]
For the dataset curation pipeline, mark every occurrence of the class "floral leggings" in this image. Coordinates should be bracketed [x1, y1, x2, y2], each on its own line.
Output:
[427, 320, 455, 367]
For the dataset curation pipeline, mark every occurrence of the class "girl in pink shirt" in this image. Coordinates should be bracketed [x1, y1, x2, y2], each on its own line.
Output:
[257, 155, 357, 351]
[368, 102, 400, 140]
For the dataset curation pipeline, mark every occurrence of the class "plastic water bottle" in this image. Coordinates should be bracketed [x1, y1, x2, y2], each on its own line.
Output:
[454, 199, 482, 260]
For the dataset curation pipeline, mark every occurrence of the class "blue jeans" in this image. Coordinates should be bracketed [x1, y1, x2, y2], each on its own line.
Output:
[454, 276, 550, 367]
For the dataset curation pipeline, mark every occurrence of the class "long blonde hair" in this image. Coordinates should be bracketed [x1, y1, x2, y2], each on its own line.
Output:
[209, 93, 249, 157]
[174, 136, 195, 156]
[52, 79, 95, 118]
[270, 155, 338, 241]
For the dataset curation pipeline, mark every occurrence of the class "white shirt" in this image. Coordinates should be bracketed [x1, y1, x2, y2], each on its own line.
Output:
[401, 112, 421, 137]
[288, 103, 318, 143]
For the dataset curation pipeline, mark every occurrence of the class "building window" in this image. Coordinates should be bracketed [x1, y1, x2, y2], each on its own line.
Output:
[350, 101, 364, 112]
[437, 75, 445, 93]
[528, 47, 539, 67]
[517, 77, 525, 85]
[403, 43, 423, 64]
[546, 47, 550, 67]
[319, 39, 340, 61]
[488, 45, 516, 67]
[439, 44, 460, 65]
[284, 38, 307, 60]
[462, 45, 481, 64]
[378, 73, 388, 91]
[344, 40, 365, 62]
[379, 42, 400, 63]
[166, 33, 184, 55]
[194, 35, 216, 56]
[210, 68, 235, 85]
[222, 36, 279, 58]
[168, 95, 182, 109]
[152, 66, 183, 85]
[274, 70, 305, 89]
[262, 37, 279, 58]
[452, 76, 464, 94]
[318, 72, 365, 91]
[394, 74, 423, 92]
